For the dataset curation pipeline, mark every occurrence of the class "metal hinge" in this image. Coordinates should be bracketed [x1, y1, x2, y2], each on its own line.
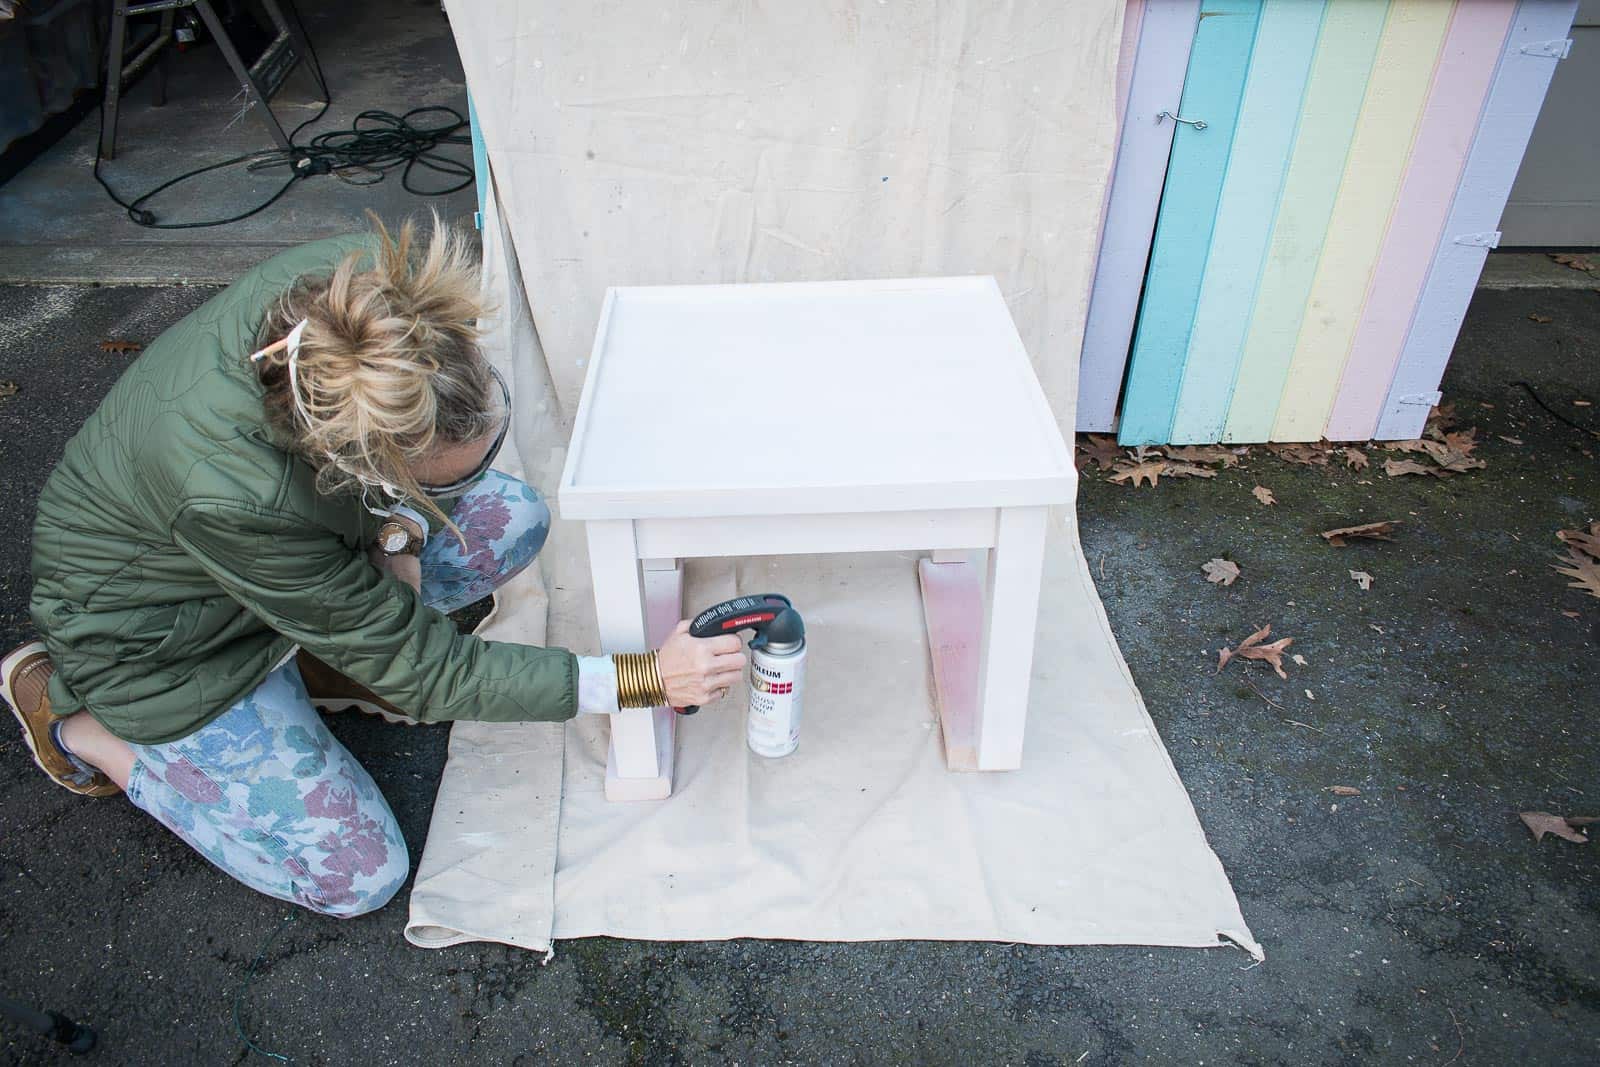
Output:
[1397, 391, 1443, 408]
[1520, 39, 1572, 59]
[1454, 231, 1501, 249]
[1156, 110, 1208, 130]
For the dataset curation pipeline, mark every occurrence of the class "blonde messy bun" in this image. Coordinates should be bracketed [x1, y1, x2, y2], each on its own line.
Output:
[253, 210, 500, 538]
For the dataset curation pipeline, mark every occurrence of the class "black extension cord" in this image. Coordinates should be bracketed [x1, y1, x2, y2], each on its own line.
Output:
[92, 3, 473, 229]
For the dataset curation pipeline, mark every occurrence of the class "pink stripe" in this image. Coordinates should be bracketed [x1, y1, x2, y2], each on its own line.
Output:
[1324, 0, 1515, 441]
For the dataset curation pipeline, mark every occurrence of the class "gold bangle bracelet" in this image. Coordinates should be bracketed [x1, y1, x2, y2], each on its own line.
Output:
[613, 651, 665, 708]
[648, 653, 667, 708]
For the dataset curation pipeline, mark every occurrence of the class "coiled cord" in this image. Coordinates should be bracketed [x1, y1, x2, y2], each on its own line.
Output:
[92, 4, 472, 229]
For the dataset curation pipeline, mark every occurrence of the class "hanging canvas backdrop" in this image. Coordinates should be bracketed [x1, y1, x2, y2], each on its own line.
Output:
[405, 0, 1263, 958]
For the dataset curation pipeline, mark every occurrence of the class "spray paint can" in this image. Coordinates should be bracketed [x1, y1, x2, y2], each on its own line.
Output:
[747, 629, 807, 758]
[678, 594, 807, 756]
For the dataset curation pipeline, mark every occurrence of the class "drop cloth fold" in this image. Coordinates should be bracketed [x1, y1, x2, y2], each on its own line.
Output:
[407, 0, 1262, 961]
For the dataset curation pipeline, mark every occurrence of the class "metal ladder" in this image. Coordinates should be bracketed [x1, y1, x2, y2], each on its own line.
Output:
[101, 0, 327, 160]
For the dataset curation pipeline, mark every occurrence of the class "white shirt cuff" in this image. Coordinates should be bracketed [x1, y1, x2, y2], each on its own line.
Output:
[576, 655, 619, 715]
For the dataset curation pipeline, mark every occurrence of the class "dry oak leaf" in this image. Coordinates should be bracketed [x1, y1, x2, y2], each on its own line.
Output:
[1551, 253, 1596, 273]
[1266, 442, 1333, 466]
[1326, 786, 1361, 797]
[1556, 522, 1600, 560]
[1202, 558, 1240, 586]
[1385, 457, 1440, 478]
[1519, 812, 1597, 844]
[1160, 461, 1218, 480]
[1418, 438, 1486, 474]
[1552, 550, 1600, 599]
[1380, 439, 1432, 454]
[1427, 401, 1458, 433]
[1529, 313, 1553, 324]
[98, 339, 143, 354]
[1108, 459, 1167, 488]
[1164, 444, 1243, 468]
[1320, 520, 1399, 547]
[0, 380, 17, 399]
[1440, 428, 1479, 456]
[1075, 434, 1124, 471]
[1350, 570, 1374, 590]
[1252, 485, 1276, 506]
[1340, 448, 1370, 471]
[1216, 623, 1294, 680]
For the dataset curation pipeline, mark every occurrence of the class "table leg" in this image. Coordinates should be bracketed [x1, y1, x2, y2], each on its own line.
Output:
[975, 506, 1048, 770]
[920, 549, 979, 769]
[587, 521, 676, 801]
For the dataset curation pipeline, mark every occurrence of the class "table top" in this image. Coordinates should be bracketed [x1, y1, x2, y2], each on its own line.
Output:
[558, 276, 1076, 520]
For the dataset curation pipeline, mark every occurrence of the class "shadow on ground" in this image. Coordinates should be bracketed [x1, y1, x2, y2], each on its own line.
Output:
[0, 284, 1595, 1064]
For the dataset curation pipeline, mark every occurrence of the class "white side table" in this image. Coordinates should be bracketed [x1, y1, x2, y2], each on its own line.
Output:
[558, 277, 1076, 800]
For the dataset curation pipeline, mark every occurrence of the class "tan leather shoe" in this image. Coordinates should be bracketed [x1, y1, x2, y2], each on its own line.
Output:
[2, 642, 120, 798]
[295, 651, 420, 725]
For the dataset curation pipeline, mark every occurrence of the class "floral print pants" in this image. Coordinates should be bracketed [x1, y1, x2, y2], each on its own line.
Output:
[123, 472, 550, 917]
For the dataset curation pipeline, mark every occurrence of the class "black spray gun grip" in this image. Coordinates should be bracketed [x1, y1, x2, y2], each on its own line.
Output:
[676, 593, 800, 715]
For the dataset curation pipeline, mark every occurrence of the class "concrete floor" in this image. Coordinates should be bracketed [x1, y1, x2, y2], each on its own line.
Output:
[0, 3, 476, 284]
[0, 285, 1596, 1065]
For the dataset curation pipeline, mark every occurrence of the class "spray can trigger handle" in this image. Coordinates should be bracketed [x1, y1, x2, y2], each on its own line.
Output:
[674, 594, 799, 715]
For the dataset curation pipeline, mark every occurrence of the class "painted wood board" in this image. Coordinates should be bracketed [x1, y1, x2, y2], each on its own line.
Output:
[1117, 0, 1264, 446]
[1168, 0, 1327, 444]
[1090, 0, 1151, 282]
[1076, 0, 1201, 433]
[1116, 0, 1148, 123]
[1270, 0, 1457, 442]
[1221, 0, 1391, 443]
[1325, 1, 1516, 441]
[1375, 0, 1579, 440]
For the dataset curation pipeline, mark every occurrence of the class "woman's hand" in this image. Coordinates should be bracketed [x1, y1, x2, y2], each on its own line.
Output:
[657, 620, 746, 708]
[367, 546, 423, 594]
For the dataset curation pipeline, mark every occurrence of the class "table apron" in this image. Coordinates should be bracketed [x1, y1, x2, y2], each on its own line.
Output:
[631, 508, 1000, 559]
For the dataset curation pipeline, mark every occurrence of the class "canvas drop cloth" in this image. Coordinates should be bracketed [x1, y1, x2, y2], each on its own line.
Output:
[406, 0, 1262, 960]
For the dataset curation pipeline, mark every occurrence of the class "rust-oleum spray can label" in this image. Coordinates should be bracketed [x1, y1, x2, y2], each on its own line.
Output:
[748, 634, 806, 758]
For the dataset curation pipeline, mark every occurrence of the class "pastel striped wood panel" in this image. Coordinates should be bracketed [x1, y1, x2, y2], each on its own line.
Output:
[1117, 0, 1264, 446]
[1221, 0, 1390, 443]
[1269, 0, 1457, 442]
[1375, 0, 1577, 439]
[1325, 1, 1516, 441]
[1076, 0, 1201, 433]
[1167, 0, 1327, 444]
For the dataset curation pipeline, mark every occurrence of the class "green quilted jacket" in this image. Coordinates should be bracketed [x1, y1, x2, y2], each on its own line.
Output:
[29, 235, 577, 744]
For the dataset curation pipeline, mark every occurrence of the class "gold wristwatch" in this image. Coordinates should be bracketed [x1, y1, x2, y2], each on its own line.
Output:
[375, 518, 425, 557]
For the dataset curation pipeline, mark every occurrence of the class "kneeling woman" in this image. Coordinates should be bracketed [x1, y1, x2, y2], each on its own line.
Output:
[3, 217, 742, 916]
